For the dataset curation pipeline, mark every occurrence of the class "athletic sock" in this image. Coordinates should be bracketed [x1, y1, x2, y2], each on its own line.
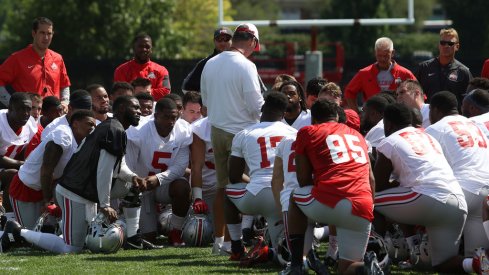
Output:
[462, 258, 474, 273]
[123, 206, 140, 238]
[227, 223, 242, 241]
[290, 234, 305, 267]
[241, 215, 254, 229]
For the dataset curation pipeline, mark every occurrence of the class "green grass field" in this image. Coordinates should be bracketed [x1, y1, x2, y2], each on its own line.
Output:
[1, 245, 439, 275]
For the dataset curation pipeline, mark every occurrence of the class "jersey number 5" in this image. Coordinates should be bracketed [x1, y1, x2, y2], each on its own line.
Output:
[149, 151, 172, 175]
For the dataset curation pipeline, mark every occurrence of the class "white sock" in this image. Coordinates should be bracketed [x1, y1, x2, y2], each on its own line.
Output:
[20, 229, 81, 254]
[241, 215, 254, 229]
[303, 223, 314, 255]
[327, 235, 338, 258]
[483, 221, 489, 241]
[462, 258, 474, 273]
[227, 223, 242, 241]
[170, 215, 186, 231]
[214, 236, 224, 245]
[123, 207, 140, 238]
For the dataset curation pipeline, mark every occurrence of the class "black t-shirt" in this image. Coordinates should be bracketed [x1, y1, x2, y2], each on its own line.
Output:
[59, 118, 126, 203]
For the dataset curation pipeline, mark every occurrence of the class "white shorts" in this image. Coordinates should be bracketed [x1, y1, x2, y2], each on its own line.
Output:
[226, 183, 282, 249]
[293, 185, 371, 261]
[375, 187, 466, 266]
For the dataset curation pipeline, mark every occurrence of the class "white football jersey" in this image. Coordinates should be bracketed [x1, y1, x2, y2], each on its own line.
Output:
[471, 112, 489, 140]
[377, 126, 467, 211]
[420, 103, 431, 128]
[0, 110, 38, 158]
[126, 118, 193, 180]
[191, 117, 216, 191]
[365, 119, 385, 148]
[42, 115, 68, 140]
[19, 125, 77, 191]
[281, 110, 311, 130]
[275, 136, 298, 212]
[231, 121, 297, 195]
[425, 115, 489, 195]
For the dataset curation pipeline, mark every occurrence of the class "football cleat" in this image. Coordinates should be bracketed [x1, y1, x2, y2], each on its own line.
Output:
[1, 220, 24, 252]
[239, 237, 269, 267]
[306, 249, 329, 275]
[124, 234, 163, 250]
[279, 263, 306, 275]
[364, 251, 384, 275]
[212, 242, 232, 256]
[168, 229, 185, 247]
[473, 247, 489, 275]
[229, 246, 247, 261]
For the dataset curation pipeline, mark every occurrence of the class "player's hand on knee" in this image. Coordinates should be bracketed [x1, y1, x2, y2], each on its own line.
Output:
[192, 198, 209, 214]
[100, 206, 118, 223]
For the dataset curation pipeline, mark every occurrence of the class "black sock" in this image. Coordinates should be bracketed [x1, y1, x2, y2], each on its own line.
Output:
[231, 239, 243, 254]
[289, 234, 305, 267]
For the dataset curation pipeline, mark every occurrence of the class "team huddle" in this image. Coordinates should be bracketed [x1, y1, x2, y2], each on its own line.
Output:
[2, 16, 489, 275]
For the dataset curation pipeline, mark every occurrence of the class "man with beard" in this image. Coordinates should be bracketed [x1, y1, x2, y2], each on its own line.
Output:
[87, 84, 111, 124]
[278, 80, 310, 130]
[114, 34, 171, 101]
[1, 95, 150, 253]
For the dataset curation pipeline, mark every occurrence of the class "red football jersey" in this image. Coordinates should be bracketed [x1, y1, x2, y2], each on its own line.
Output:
[0, 45, 70, 99]
[114, 59, 171, 101]
[295, 122, 373, 221]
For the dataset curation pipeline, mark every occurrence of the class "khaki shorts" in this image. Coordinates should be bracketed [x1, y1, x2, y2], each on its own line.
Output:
[210, 126, 235, 189]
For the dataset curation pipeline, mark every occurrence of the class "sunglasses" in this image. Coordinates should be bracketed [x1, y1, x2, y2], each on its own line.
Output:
[215, 36, 231, 42]
[439, 40, 457, 47]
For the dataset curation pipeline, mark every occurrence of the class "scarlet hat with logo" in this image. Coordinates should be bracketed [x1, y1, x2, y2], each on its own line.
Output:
[234, 23, 260, 51]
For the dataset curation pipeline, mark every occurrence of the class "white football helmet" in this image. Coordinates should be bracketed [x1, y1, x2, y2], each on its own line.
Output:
[158, 206, 173, 236]
[181, 214, 213, 247]
[416, 233, 431, 269]
[384, 225, 409, 263]
[85, 212, 124, 254]
[33, 211, 62, 236]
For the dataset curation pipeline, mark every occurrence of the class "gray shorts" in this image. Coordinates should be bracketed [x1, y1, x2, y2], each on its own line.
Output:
[55, 191, 97, 248]
[293, 185, 371, 261]
[375, 187, 467, 266]
[226, 183, 283, 249]
[9, 196, 42, 230]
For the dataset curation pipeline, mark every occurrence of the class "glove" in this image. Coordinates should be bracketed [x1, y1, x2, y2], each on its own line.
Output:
[192, 199, 209, 214]
[47, 204, 62, 218]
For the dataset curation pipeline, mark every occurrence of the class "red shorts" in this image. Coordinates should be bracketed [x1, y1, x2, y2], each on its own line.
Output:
[9, 173, 43, 202]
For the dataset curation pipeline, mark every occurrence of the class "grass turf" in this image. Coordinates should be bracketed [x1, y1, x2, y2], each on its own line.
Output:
[2, 245, 439, 275]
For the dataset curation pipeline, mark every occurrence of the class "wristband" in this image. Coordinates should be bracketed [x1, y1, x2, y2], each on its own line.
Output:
[192, 187, 203, 200]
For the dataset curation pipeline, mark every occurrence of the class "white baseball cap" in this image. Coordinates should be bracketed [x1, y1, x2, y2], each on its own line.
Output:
[234, 23, 260, 51]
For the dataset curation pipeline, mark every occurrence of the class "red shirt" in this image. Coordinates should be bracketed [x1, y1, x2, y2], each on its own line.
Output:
[0, 45, 70, 99]
[344, 62, 416, 101]
[114, 59, 171, 101]
[344, 109, 360, 132]
[481, 59, 489, 79]
[295, 122, 373, 221]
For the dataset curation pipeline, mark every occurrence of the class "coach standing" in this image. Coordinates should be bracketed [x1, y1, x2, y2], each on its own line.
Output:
[0, 17, 71, 109]
[201, 23, 264, 251]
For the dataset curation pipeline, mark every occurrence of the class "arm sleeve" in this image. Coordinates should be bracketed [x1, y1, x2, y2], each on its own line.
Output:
[182, 59, 206, 92]
[344, 72, 362, 100]
[0, 55, 16, 87]
[60, 87, 70, 104]
[117, 156, 137, 182]
[59, 59, 71, 92]
[230, 131, 245, 157]
[242, 64, 264, 120]
[97, 149, 117, 208]
[155, 146, 190, 186]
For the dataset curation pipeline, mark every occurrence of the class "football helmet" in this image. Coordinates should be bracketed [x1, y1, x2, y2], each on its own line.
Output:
[276, 237, 291, 266]
[33, 210, 62, 235]
[416, 233, 431, 269]
[85, 212, 124, 254]
[384, 224, 409, 263]
[366, 231, 391, 273]
[158, 205, 173, 236]
[181, 213, 213, 246]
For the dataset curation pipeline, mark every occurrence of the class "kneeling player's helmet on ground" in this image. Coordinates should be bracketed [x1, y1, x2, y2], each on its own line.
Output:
[366, 231, 391, 272]
[182, 213, 213, 246]
[158, 206, 173, 236]
[384, 224, 409, 263]
[86, 212, 124, 253]
[34, 210, 62, 235]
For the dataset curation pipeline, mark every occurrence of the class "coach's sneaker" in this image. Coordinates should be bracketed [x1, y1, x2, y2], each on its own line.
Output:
[125, 234, 163, 250]
[168, 229, 185, 247]
[473, 247, 489, 275]
[1, 220, 24, 252]
[364, 251, 384, 275]
[306, 249, 329, 275]
[279, 263, 306, 275]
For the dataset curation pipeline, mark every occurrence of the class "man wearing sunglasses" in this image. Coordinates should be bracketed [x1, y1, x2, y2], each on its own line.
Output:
[415, 28, 473, 107]
[182, 27, 233, 93]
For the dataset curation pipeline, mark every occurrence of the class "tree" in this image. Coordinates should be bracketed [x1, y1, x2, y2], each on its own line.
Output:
[0, 0, 232, 60]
